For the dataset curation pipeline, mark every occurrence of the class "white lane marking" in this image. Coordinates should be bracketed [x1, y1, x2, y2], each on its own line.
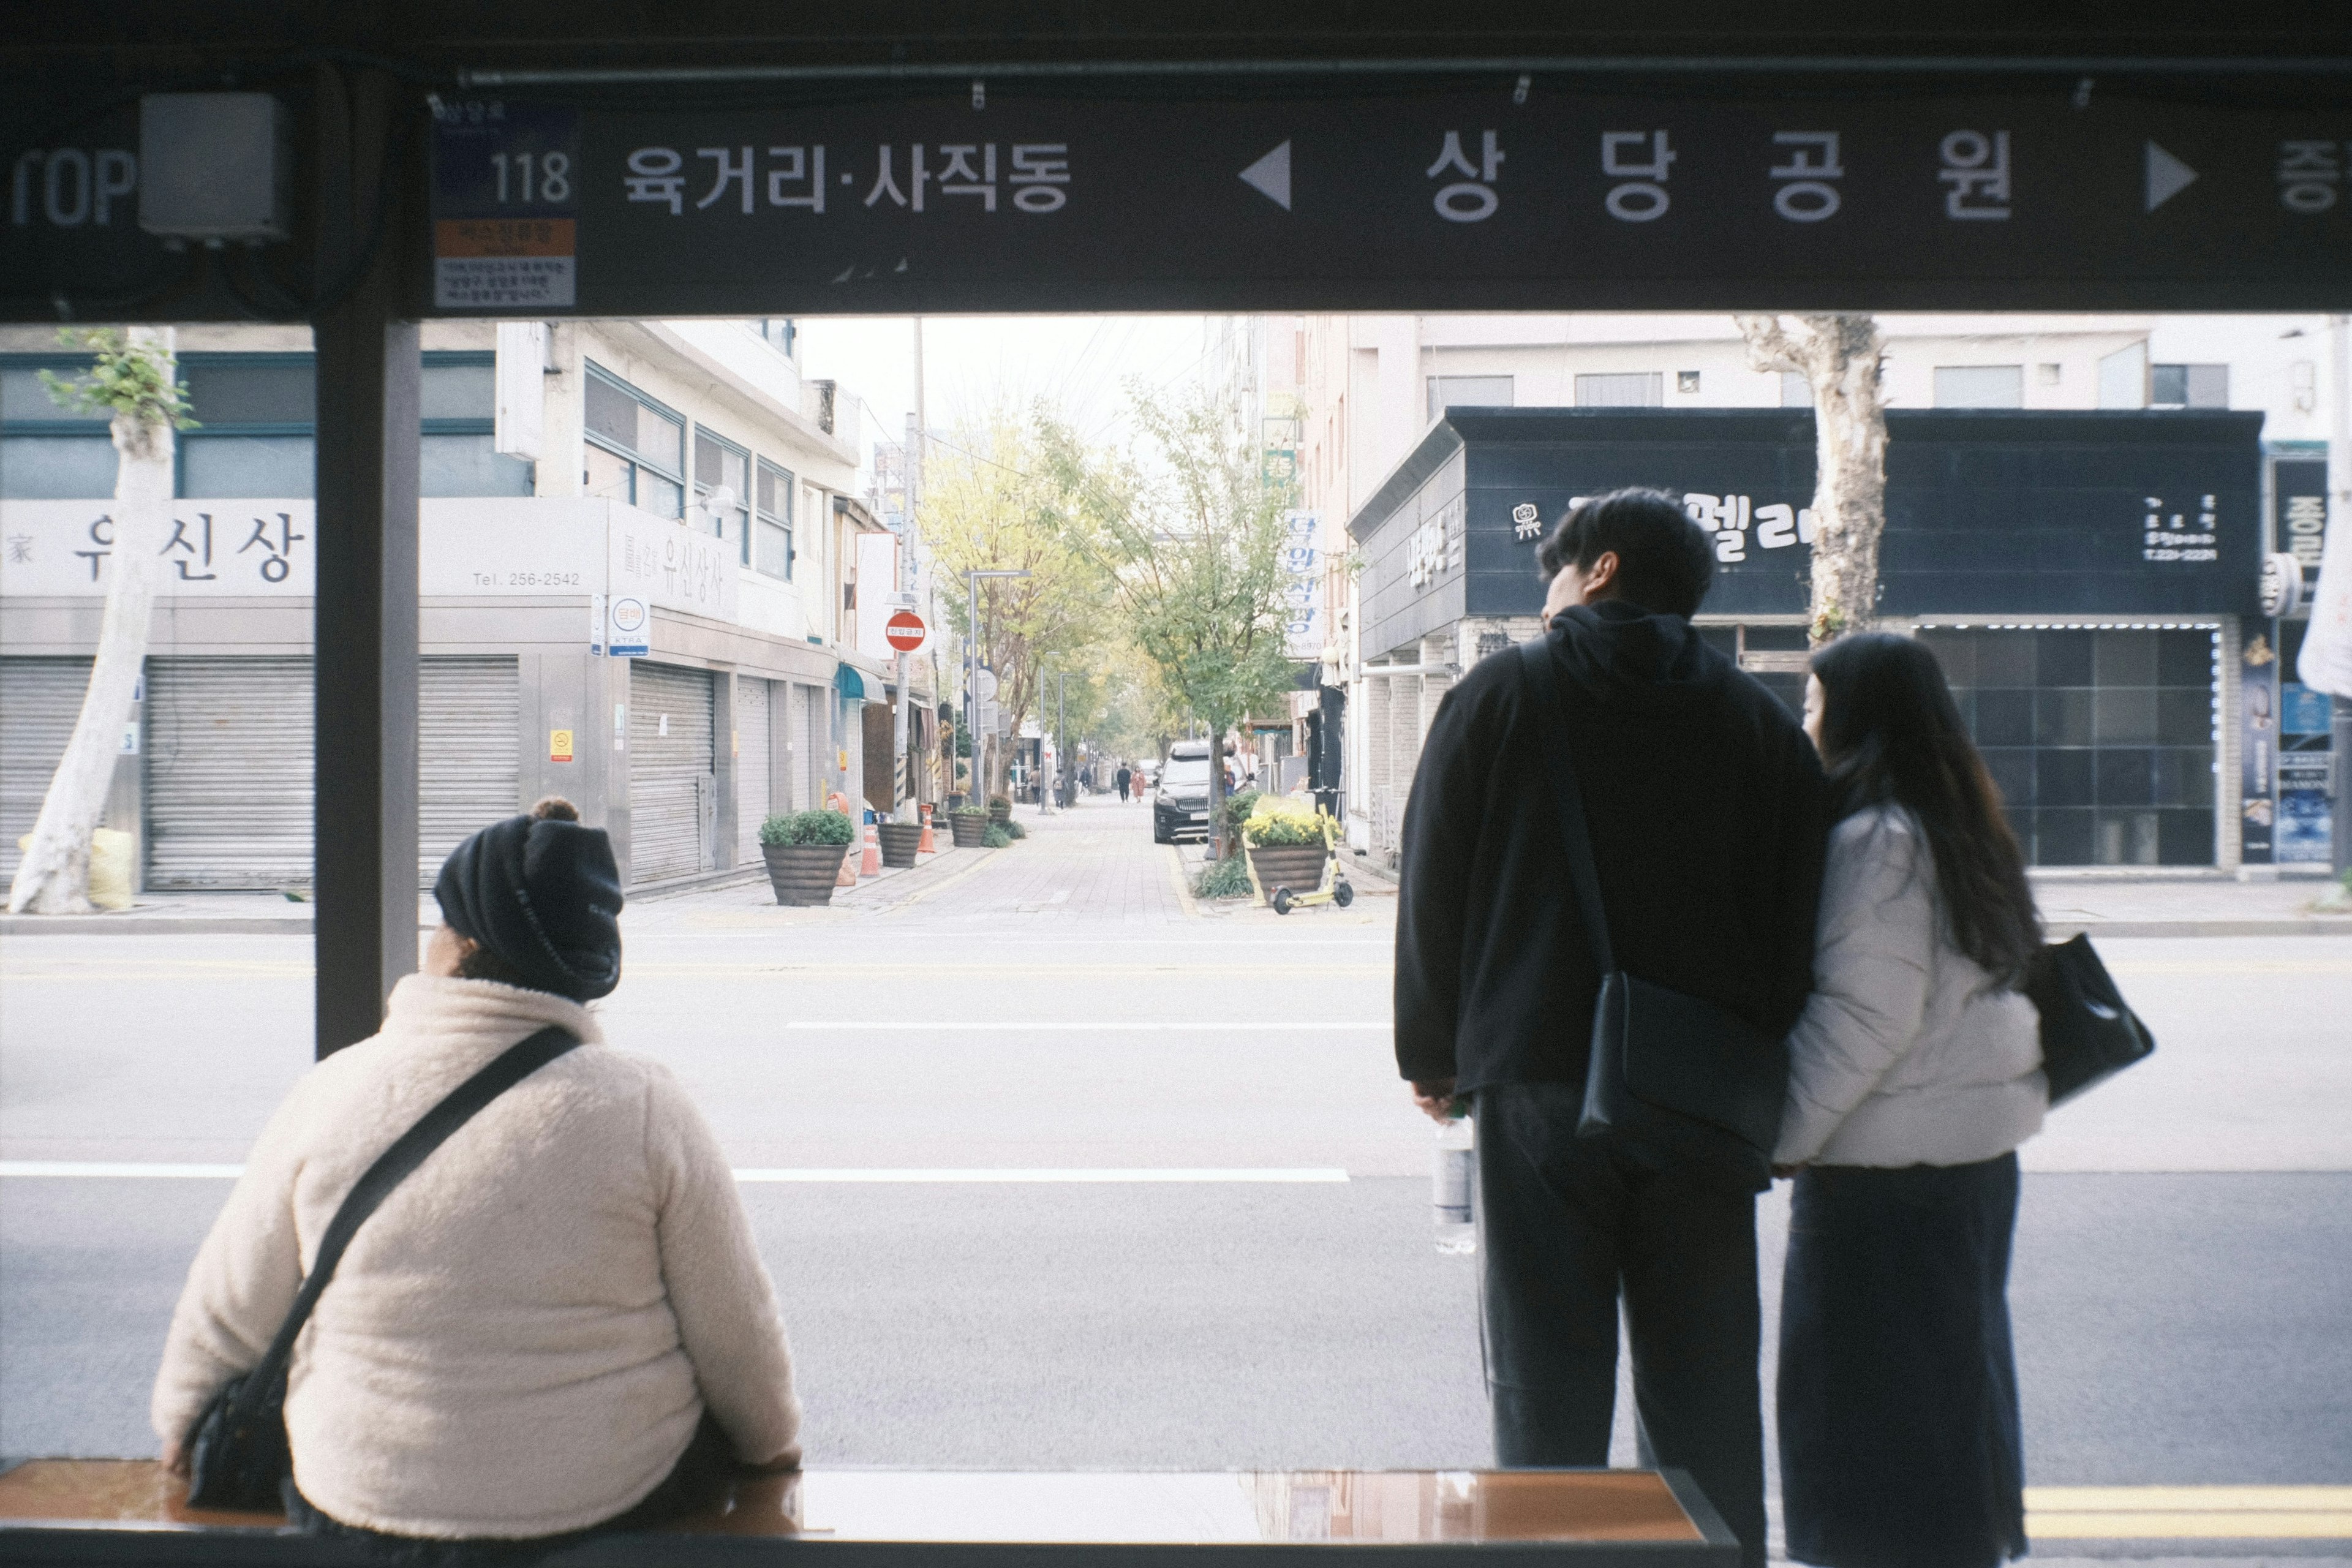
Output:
[0, 1161, 1351, 1185]
[0, 1162, 247, 1179]
[732, 1168, 1350, 1184]
[783, 1021, 1388, 1031]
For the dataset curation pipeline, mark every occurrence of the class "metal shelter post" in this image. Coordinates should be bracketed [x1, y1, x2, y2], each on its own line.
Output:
[312, 67, 423, 1058]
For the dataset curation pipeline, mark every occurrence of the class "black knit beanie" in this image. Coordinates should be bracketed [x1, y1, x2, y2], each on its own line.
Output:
[433, 804, 624, 1002]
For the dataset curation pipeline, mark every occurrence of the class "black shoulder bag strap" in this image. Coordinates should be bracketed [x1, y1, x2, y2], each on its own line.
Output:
[212, 1025, 581, 1441]
[1517, 638, 1616, 975]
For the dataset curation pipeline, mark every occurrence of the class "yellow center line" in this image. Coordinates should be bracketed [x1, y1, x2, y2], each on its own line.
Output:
[2025, 1487, 2352, 1540]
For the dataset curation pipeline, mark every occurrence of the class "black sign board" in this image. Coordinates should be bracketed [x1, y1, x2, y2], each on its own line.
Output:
[9, 80, 2352, 318]
[1352, 408, 2263, 657]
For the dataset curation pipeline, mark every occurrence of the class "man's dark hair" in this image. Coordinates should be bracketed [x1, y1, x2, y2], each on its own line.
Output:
[1535, 487, 1715, 619]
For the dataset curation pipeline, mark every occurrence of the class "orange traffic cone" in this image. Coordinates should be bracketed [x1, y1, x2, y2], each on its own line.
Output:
[859, 816, 881, 878]
[918, 802, 937, 854]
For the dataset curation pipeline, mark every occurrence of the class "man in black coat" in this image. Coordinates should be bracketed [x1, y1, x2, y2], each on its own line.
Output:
[1394, 488, 1829, 1568]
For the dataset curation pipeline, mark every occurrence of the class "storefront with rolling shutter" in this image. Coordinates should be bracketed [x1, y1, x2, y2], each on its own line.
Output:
[736, 676, 771, 858]
[629, 660, 715, 884]
[146, 657, 314, 889]
[420, 656, 521, 884]
[0, 657, 92, 884]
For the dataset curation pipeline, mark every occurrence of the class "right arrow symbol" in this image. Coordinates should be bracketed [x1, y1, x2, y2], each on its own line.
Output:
[2145, 141, 2199, 213]
[1240, 140, 1292, 211]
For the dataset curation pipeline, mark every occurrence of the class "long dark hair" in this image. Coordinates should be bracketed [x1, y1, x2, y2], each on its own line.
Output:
[1811, 633, 2042, 984]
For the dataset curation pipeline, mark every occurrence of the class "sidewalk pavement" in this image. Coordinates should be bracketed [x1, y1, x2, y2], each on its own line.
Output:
[1338, 848, 2351, 939]
[6, 829, 2345, 938]
[0, 834, 977, 937]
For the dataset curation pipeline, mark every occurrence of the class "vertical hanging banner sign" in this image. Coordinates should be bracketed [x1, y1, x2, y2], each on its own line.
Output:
[432, 100, 582, 310]
[2241, 629, 2282, 864]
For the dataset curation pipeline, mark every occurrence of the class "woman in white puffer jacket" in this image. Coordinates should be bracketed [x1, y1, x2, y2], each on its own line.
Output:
[1775, 633, 2047, 1568]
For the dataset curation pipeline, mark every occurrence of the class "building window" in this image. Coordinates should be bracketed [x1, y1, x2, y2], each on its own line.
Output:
[1932, 365, 2026, 408]
[758, 320, 797, 358]
[2149, 363, 2228, 409]
[754, 457, 795, 581]
[583, 362, 685, 519]
[1675, 370, 1702, 394]
[0, 358, 116, 497]
[179, 354, 315, 498]
[420, 352, 534, 498]
[1779, 370, 1812, 408]
[1427, 375, 1514, 421]
[1920, 625, 2217, 867]
[1574, 372, 1663, 408]
[692, 428, 752, 558]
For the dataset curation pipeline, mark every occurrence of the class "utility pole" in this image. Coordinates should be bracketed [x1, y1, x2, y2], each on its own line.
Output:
[893, 318, 924, 825]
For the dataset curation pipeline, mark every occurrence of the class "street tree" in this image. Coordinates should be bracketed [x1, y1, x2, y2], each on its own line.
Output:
[1733, 314, 1888, 646]
[1091, 384, 1295, 858]
[9, 327, 193, 914]
[922, 408, 1119, 797]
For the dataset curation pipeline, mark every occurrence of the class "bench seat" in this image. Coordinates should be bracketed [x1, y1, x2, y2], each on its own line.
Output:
[0, 1461, 1735, 1565]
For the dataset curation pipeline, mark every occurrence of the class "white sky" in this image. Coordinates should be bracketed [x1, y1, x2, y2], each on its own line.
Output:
[793, 315, 1219, 450]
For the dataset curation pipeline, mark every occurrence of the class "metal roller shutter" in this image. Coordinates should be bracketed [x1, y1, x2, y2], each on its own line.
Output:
[0, 658, 94, 884]
[801, 684, 826, 810]
[420, 656, 521, 886]
[736, 676, 771, 858]
[146, 657, 314, 889]
[629, 662, 715, 884]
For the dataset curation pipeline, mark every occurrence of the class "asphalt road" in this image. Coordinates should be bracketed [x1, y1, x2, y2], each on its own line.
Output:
[4, 797, 2349, 1555]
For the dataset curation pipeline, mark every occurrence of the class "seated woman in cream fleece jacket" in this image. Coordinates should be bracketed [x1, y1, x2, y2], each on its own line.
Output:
[153, 802, 799, 1542]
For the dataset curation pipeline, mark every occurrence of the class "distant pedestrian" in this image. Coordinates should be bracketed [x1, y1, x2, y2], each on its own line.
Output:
[1775, 633, 2045, 1568]
[1394, 489, 1830, 1568]
[1115, 764, 1133, 803]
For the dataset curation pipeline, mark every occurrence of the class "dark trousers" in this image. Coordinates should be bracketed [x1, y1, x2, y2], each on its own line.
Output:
[1779, 1155, 2027, 1568]
[1477, 1083, 1767, 1568]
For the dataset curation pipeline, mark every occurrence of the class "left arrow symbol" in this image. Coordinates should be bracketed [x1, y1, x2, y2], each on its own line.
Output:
[1240, 140, 1292, 211]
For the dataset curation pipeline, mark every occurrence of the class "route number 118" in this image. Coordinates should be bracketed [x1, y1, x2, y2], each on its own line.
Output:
[491, 151, 571, 205]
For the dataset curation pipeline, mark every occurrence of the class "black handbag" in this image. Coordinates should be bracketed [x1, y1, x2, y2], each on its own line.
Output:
[1517, 641, 1789, 1185]
[2024, 933, 2155, 1105]
[185, 1025, 581, 1511]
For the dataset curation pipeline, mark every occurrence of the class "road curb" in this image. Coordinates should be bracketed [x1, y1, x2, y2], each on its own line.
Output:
[2048, 919, 2352, 940]
[0, 914, 319, 935]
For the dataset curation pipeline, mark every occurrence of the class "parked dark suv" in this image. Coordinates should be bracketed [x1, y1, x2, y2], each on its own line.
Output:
[1152, 741, 1214, 845]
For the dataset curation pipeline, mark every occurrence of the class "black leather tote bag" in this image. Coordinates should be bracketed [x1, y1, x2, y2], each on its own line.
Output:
[1517, 643, 1787, 1185]
[2024, 933, 2155, 1105]
[186, 1025, 581, 1510]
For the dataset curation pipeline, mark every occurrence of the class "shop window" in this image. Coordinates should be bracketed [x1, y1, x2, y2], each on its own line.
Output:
[1428, 375, 1513, 421]
[1918, 624, 2217, 867]
[2149, 363, 2228, 409]
[420, 353, 533, 498]
[754, 457, 795, 581]
[1, 356, 116, 497]
[583, 363, 685, 519]
[1932, 365, 2025, 408]
[1573, 372, 1661, 408]
[693, 428, 752, 557]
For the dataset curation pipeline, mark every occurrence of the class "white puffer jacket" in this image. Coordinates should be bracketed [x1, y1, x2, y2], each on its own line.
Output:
[1776, 805, 2046, 1169]
[153, 975, 801, 1539]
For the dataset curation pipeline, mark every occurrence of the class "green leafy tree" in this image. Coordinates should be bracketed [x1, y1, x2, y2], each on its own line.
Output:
[923, 409, 1121, 798]
[1092, 384, 1296, 858]
[9, 328, 195, 914]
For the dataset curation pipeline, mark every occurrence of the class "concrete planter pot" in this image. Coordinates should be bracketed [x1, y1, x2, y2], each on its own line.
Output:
[948, 813, 992, 848]
[876, 821, 924, 869]
[1246, 845, 1329, 899]
[761, 843, 850, 906]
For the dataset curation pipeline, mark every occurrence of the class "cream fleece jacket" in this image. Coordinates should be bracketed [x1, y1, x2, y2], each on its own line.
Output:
[1776, 806, 2047, 1170]
[152, 975, 800, 1540]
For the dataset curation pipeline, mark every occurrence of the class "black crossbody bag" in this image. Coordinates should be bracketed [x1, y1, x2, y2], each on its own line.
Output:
[2024, 933, 2155, 1105]
[185, 1025, 581, 1511]
[1517, 641, 1789, 1185]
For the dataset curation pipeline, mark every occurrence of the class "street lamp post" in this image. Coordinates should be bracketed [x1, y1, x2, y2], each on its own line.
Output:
[965, 568, 1030, 808]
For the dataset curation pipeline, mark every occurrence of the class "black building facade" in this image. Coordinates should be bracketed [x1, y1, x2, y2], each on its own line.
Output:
[1349, 407, 2269, 870]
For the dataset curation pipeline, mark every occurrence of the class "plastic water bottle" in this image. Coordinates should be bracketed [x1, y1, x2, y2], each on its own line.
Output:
[1433, 1111, 1476, 1255]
